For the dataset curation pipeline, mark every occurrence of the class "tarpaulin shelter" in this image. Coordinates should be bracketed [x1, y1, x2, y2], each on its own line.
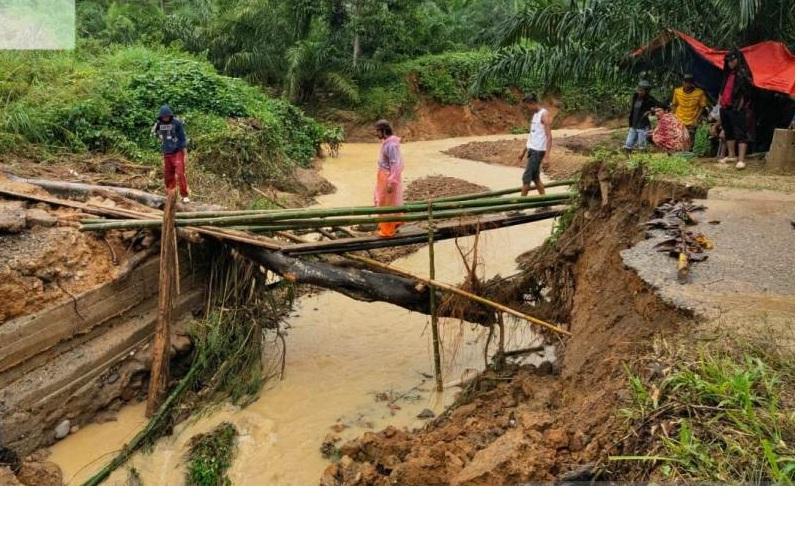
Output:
[631, 29, 794, 151]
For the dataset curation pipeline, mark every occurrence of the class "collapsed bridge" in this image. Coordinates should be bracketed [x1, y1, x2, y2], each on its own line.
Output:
[0, 172, 574, 467]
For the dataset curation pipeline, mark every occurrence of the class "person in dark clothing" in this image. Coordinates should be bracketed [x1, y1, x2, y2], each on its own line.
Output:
[624, 80, 660, 152]
[717, 49, 753, 169]
[152, 104, 190, 202]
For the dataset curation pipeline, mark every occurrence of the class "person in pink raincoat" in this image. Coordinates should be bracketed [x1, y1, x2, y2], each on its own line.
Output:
[374, 119, 404, 237]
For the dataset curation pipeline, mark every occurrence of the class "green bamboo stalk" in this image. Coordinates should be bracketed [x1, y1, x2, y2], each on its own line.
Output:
[82, 200, 568, 233]
[168, 180, 577, 219]
[84, 191, 572, 225]
[177, 199, 568, 233]
[82, 193, 574, 230]
[407, 179, 574, 205]
[233, 200, 566, 233]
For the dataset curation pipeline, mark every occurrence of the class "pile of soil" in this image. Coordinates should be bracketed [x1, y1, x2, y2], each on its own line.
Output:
[321, 163, 702, 485]
[0, 450, 63, 486]
[443, 133, 617, 181]
[404, 175, 489, 203]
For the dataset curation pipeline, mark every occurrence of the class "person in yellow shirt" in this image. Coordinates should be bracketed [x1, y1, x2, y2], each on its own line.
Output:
[671, 74, 709, 145]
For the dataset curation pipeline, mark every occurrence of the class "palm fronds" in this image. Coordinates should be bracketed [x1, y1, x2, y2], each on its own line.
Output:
[481, 0, 794, 90]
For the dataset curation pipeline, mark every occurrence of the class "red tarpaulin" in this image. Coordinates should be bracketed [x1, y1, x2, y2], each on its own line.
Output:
[632, 29, 795, 97]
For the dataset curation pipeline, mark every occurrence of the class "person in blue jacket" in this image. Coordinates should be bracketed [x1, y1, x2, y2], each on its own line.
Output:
[152, 105, 190, 202]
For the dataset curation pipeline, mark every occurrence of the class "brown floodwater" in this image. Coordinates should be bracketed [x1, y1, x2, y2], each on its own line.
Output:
[48, 132, 587, 485]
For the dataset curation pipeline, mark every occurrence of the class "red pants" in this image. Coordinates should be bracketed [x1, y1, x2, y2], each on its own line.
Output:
[163, 151, 189, 197]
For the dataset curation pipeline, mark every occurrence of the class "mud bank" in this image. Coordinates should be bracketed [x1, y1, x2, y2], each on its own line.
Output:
[322, 163, 704, 485]
[342, 99, 620, 142]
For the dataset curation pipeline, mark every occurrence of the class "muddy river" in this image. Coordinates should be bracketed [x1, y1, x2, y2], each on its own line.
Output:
[48, 131, 590, 485]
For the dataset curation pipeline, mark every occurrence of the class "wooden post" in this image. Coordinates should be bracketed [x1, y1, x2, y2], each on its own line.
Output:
[146, 189, 178, 417]
[428, 202, 443, 392]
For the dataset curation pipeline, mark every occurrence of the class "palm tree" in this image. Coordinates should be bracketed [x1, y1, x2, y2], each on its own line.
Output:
[479, 0, 794, 87]
[285, 36, 359, 104]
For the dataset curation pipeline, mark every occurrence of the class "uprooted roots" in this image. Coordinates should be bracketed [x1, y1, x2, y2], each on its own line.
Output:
[189, 248, 294, 407]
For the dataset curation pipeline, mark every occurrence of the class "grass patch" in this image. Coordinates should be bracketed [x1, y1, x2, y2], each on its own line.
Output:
[190, 253, 294, 407]
[615, 324, 795, 485]
[185, 422, 238, 486]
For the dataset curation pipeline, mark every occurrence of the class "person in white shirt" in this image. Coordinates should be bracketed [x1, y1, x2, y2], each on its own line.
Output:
[516, 93, 553, 196]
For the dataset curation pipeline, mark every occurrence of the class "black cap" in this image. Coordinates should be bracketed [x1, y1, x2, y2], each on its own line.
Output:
[522, 93, 539, 103]
[683, 73, 694, 81]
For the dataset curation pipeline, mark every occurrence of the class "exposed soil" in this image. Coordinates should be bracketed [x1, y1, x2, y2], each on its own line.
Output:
[0, 448, 63, 486]
[443, 132, 619, 181]
[343, 98, 622, 142]
[404, 175, 489, 202]
[0, 180, 134, 323]
[321, 164, 702, 485]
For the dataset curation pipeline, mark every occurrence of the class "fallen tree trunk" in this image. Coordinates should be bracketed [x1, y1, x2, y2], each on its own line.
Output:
[5, 172, 167, 208]
[237, 245, 493, 324]
[4, 172, 224, 211]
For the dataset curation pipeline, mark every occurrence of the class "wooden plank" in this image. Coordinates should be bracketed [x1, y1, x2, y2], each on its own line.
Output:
[280, 210, 565, 256]
[146, 190, 177, 417]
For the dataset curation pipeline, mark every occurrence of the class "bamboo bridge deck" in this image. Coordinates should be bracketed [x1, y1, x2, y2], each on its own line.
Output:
[280, 208, 564, 256]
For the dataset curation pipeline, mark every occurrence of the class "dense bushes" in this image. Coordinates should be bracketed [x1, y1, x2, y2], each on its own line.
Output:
[0, 45, 335, 184]
[353, 50, 629, 121]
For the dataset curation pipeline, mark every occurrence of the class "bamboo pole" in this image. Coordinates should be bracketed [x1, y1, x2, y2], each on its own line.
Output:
[234, 202, 567, 233]
[81, 192, 572, 226]
[146, 189, 177, 417]
[81, 196, 572, 231]
[169, 180, 577, 219]
[428, 202, 443, 392]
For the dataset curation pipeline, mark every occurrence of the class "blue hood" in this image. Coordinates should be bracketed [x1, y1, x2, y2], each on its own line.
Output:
[158, 105, 173, 119]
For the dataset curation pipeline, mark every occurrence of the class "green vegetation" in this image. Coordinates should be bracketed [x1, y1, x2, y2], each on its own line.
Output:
[0, 46, 335, 187]
[185, 423, 239, 486]
[627, 153, 698, 178]
[546, 182, 579, 246]
[482, 0, 793, 90]
[616, 326, 795, 485]
[692, 123, 712, 156]
[190, 253, 294, 406]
